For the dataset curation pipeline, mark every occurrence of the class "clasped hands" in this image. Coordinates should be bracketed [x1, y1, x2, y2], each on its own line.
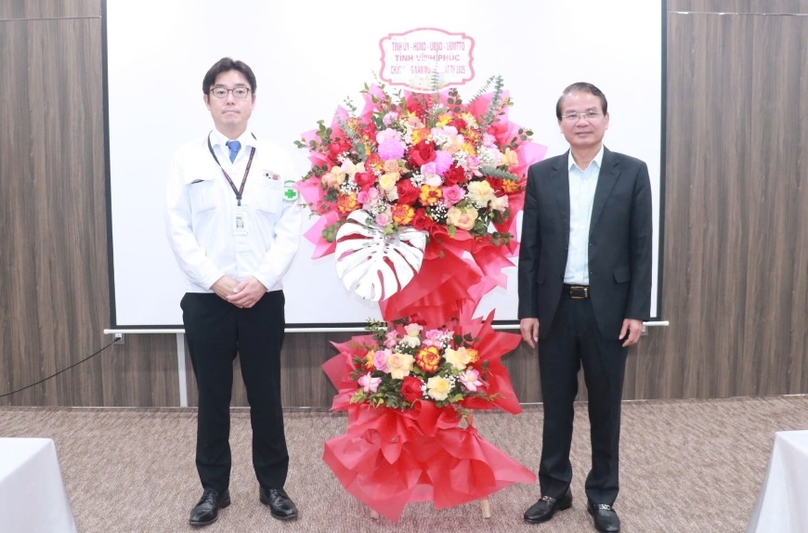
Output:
[211, 275, 266, 308]
[520, 318, 643, 348]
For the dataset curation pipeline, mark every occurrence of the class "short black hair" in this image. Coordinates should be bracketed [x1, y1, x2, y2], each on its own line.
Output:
[202, 57, 257, 95]
[555, 82, 607, 119]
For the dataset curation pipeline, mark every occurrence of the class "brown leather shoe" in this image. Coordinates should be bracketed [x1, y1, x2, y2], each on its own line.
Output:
[260, 487, 299, 521]
[587, 500, 621, 532]
[523, 488, 572, 523]
[189, 488, 230, 526]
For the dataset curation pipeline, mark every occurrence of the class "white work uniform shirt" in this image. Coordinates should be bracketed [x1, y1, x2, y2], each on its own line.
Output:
[563, 146, 604, 285]
[165, 128, 303, 293]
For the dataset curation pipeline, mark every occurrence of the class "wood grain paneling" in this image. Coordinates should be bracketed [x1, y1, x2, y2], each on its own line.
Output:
[2, 1, 808, 407]
[669, 0, 808, 13]
[0, 0, 99, 20]
[0, 2, 182, 407]
[626, 4, 808, 400]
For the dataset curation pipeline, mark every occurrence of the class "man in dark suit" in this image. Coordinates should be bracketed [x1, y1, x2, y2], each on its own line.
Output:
[517, 82, 653, 533]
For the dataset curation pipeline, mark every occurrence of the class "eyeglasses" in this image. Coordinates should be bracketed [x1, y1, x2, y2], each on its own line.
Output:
[209, 86, 251, 99]
[561, 110, 602, 122]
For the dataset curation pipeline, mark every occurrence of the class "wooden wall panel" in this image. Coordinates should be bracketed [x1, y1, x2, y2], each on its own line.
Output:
[1, 0, 808, 407]
[0, 1, 181, 407]
[627, 4, 808, 400]
[0, 0, 98, 20]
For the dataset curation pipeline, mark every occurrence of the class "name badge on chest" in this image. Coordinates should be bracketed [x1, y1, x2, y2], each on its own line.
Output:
[233, 208, 248, 235]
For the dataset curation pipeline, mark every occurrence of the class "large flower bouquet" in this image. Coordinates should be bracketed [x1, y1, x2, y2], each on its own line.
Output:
[309, 74, 544, 521]
[296, 77, 546, 324]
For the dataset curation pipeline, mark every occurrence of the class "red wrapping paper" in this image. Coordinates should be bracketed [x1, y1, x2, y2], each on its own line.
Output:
[322, 312, 536, 521]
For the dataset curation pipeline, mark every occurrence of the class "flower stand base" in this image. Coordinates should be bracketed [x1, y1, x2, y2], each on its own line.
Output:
[369, 497, 491, 520]
[324, 408, 534, 522]
[365, 412, 493, 520]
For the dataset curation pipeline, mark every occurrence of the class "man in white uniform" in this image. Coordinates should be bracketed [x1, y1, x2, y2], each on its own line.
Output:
[166, 57, 302, 526]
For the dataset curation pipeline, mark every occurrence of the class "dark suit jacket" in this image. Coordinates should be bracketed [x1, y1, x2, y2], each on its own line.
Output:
[517, 147, 653, 340]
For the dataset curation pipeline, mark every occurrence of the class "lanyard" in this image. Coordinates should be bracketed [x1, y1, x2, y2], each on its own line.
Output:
[207, 134, 256, 206]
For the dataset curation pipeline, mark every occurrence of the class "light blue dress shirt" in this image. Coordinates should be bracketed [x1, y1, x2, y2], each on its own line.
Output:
[563, 147, 604, 285]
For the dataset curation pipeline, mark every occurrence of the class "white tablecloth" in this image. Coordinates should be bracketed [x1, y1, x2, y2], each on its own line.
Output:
[747, 430, 808, 532]
[0, 438, 77, 533]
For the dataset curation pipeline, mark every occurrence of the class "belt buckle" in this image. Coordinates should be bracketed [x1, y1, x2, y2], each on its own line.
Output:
[569, 285, 589, 299]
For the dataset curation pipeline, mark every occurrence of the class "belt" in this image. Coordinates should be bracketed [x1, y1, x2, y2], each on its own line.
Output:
[564, 284, 590, 299]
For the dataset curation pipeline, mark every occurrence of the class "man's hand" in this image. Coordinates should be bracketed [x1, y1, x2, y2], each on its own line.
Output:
[619, 318, 644, 347]
[226, 276, 267, 309]
[211, 276, 239, 301]
[520, 318, 540, 349]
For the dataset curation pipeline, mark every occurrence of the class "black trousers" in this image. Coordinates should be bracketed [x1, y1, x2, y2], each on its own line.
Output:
[537, 292, 627, 505]
[181, 291, 288, 493]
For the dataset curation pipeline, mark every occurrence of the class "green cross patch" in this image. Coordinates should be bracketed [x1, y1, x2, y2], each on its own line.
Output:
[283, 180, 298, 202]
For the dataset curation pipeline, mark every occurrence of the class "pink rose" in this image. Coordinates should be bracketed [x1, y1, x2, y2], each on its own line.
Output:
[441, 185, 465, 206]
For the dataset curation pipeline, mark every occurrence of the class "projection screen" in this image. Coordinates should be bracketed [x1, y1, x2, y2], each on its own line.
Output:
[104, 0, 665, 329]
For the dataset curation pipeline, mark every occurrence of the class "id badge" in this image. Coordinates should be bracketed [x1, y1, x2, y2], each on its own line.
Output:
[233, 209, 248, 235]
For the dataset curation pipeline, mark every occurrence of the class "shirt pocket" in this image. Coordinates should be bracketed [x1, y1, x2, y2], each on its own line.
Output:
[188, 179, 218, 214]
[255, 179, 284, 214]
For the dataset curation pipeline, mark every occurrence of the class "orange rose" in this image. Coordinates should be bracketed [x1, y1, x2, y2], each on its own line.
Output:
[391, 204, 415, 225]
[337, 193, 359, 214]
[418, 185, 442, 206]
[415, 346, 441, 373]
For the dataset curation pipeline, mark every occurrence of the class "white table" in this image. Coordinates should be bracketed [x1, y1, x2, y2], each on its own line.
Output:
[747, 430, 808, 532]
[0, 438, 78, 533]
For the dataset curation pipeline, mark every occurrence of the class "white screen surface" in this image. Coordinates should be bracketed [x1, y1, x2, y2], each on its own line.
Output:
[105, 0, 664, 328]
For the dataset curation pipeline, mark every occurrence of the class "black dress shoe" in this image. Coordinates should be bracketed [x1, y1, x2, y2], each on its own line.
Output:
[260, 487, 298, 521]
[523, 488, 572, 523]
[587, 501, 621, 532]
[189, 488, 230, 526]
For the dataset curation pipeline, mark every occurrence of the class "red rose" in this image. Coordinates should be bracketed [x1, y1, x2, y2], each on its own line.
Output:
[400, 376, 424, 403]
[354, 170, 376, 191]
[365, 153, 383, 172]
[357, 121, 377, 141]
[327, 139, 352, 161]
[449, 117, 468, 132]
[411, 209, 434, 232]
[485, 176, 504, 191]
[406, 98, 427, 119]
[443, 163, 467, 187]
[396, 179, 420, 205]
[407, 140, 436, 168]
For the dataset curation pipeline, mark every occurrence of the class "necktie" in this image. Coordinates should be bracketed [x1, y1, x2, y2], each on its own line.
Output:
[225, 140, 241, 163]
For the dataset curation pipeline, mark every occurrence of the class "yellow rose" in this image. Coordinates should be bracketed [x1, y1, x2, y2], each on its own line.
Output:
[444, 346, 472, 370]
[322, 172, 338, 189]
[378, 172, 400, 192]
[426, 375, 452, 401]
[330, 165, 347, 186]
[503, 147, 520, 167]
[386, 352, 414, 380]
[490, 195, 509, 212]
[467, 180, 497, 207]
[446, 206, 478, 231]
[341, 160, 365, 178]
